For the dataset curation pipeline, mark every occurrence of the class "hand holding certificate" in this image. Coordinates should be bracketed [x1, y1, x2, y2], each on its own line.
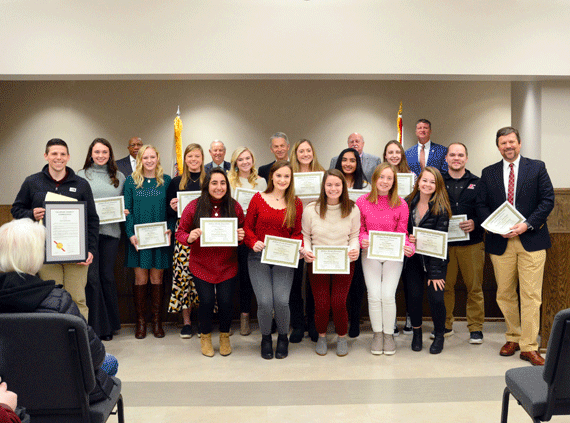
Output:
[199, 218, 238, 246]
[312, 246, 350, 274]
[481, 201, 525, 235]
[413, 227, 448, 259]
[133, 222, 170, 250]
[260, 235, 301, 268]
[367, 231, 406, 262]
[448, 214, 469, 242]
[177, 191, 201, 218]
[95, 196, 126, 224]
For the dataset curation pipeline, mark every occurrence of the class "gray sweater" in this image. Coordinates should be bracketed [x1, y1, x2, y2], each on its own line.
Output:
[77, 165, 126, 239]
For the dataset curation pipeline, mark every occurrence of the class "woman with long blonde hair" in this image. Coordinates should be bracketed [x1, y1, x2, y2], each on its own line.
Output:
[124, 144, 172, 339]
[166, 143, 206, 339]
[403, 166, 451, 354]
[228, 147, 267, 335]
[243, 161, 305, 359]
[357, 163, 415, 356]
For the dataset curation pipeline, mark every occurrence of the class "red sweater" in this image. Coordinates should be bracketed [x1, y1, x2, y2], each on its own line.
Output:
[243, 192, 303, 249]
[0, 406, 21, 423]
[176, 198, 245, 284]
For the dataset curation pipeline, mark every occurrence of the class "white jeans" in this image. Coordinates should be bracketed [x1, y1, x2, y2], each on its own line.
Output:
[361, 256, 403, 334]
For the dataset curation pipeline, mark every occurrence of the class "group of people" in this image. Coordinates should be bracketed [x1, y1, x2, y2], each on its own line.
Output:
[2, 119, 554, 367]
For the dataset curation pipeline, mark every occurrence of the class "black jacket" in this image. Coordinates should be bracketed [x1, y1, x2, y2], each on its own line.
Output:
[443, 170, 483, 246]
[0, 272, 114, 404]
[406, 193, 449, 280]
[11, 165, 99, 255]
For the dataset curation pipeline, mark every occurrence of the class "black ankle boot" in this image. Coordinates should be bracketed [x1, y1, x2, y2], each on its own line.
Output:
[261, 334, 273, 359]
[275, 334, 289, 359]
[289, 328, 304, 343]
[430, 332, 444, 354]
[411, 327, 423, 352]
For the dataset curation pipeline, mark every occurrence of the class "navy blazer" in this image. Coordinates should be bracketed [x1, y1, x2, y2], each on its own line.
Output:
[116, 155, 134, 177]
[258, 161, 275, 182]
[476, 156, 554, 255]
[205, 161, 231, 173]
[405, 142, 448, 176]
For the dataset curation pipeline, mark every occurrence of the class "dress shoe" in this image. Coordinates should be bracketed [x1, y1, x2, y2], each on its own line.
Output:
[275, 334, 289, 359]
[261, 334, 273, 359]
[499, 341, 520, 356]
[520, 351, 545, 366]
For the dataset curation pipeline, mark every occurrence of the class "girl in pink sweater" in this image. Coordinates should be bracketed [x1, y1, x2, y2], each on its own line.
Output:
[356, 163, 415, 356]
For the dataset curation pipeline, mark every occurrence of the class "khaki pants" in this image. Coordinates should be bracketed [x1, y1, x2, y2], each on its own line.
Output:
[490, 237, 545, 352]
[444, 242, 485, 332]
[39, 263, 89, 319]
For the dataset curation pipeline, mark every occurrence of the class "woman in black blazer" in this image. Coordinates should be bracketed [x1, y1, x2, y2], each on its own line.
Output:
[403, 167, 451, 354]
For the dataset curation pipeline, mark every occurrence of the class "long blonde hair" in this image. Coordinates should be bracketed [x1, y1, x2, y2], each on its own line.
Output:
[264, 161, 298, 228]
[290, 139, 325, 173]
[179, 143, 205, 190]
[132, 145, 165, 189]
[228, 147, 260, 189]
[367, 163, 401, 208]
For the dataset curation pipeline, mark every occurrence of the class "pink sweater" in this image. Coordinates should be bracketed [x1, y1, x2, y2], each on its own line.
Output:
[356, 194, 415, 253]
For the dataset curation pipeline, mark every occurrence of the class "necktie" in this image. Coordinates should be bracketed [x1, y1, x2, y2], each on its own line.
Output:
[508, 163, 515, 205]
[419, 144, 426, 170]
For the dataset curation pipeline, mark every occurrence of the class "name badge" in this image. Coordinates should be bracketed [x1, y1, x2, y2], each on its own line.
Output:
[69, 187, 77, 192]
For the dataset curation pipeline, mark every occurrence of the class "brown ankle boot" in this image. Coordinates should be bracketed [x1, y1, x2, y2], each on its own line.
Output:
[219, 332, 232, 356]
[133, 284, 147, 339]
[201, 333, 214, 357]
[151, 283, 165, 338]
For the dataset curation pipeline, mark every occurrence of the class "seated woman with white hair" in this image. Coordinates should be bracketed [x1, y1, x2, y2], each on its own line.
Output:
[0, 218, 118, 404]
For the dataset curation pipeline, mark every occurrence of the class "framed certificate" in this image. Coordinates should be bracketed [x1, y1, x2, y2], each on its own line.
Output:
[413, 227, 448, 260]
[347, 188, 370, 202]
[294, 172, 323, 199]
[134, 222, 170, 250]
[448, 214, 470, 242]
[234, 187, 258, 215]
[481, 201, 526, 235]
[177, 191, 201, 218]
[312, 246, 350, 274]
[199, 217, 238, 247]
[44, 201, 88, 263]
[94, 196, 125, 225]
[397, 173, 415, 197]
[261, 235, 302, 268]
[367, 231, 405, 262]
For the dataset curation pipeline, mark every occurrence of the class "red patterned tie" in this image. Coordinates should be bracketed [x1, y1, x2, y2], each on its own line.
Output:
[507, 163, 515, 205]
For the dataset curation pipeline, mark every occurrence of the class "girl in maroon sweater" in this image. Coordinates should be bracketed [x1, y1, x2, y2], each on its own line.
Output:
[176, 169, 245, 357]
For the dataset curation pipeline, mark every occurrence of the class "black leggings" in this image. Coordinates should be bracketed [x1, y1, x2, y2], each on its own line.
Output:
[193, 275, 236, 334]
[403, 254, 446, 334]
[238, 244, 254, 314]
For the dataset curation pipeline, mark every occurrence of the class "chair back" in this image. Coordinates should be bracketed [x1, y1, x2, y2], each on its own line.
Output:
[543, 307, 570, 416]
[0, 313, 96, 421]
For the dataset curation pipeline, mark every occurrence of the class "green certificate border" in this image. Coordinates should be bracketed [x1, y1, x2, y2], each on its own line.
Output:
[367, 231, 405, 261]
[135, 221, 169, 250]
[177, 191, 201, 218]
[293, 172, 323, 199]
[94, 196, 125, 224]
[396, 173, 414, 197]
[199, 218, 238, 247]
[413, 227, 448, 260]
[261, 235, 301, 268]
[313, 245, 350, 274]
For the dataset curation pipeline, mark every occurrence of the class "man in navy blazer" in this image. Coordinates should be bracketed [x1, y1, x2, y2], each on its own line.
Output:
[405, 119, 448, 176]
[477, 126, 554, 366]
[204, 140, 231, 173]
[329, 133, 382, 182]
[116, 137, 142, 177]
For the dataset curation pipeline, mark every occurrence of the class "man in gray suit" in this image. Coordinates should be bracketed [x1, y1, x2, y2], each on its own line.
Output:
[329, 133, 382, 182]
[204, 140, 231, 173]
[116, 137, 142, 177]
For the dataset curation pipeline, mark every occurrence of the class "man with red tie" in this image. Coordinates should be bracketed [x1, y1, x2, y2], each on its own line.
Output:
[477, 126, 554, 366]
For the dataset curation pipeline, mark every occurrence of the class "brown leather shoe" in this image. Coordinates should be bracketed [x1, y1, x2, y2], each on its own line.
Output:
[520, 351, 545, 366]
[499, 341, 520, 356]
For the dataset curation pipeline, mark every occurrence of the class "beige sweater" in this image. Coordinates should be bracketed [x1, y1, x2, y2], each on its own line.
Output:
[302, 201, 361, 252]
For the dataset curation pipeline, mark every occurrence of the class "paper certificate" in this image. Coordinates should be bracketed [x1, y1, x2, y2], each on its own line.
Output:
[134, 222, 169, 250]
[44, 202, 87, 263]
[294, 172, 323, 199]
[397, 173, 415, 197]
[481, 201, 526, 235]
[347, 188, 371, 202]
[234, 188, 258, 215]
[312, 246, 350, 274]
[177, 191, 201, 218]
[413, 227, 448, 260]
[448, 214, 470, 242]
[367, 231, 406, 262]
[95, 196, 125, 224]
[200, 218, 238, 247]
[261, 235, 301, 268]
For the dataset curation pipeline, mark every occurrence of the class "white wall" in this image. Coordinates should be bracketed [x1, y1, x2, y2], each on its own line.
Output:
[2, 1, 570, 78]
[0, 79, 512, 204]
